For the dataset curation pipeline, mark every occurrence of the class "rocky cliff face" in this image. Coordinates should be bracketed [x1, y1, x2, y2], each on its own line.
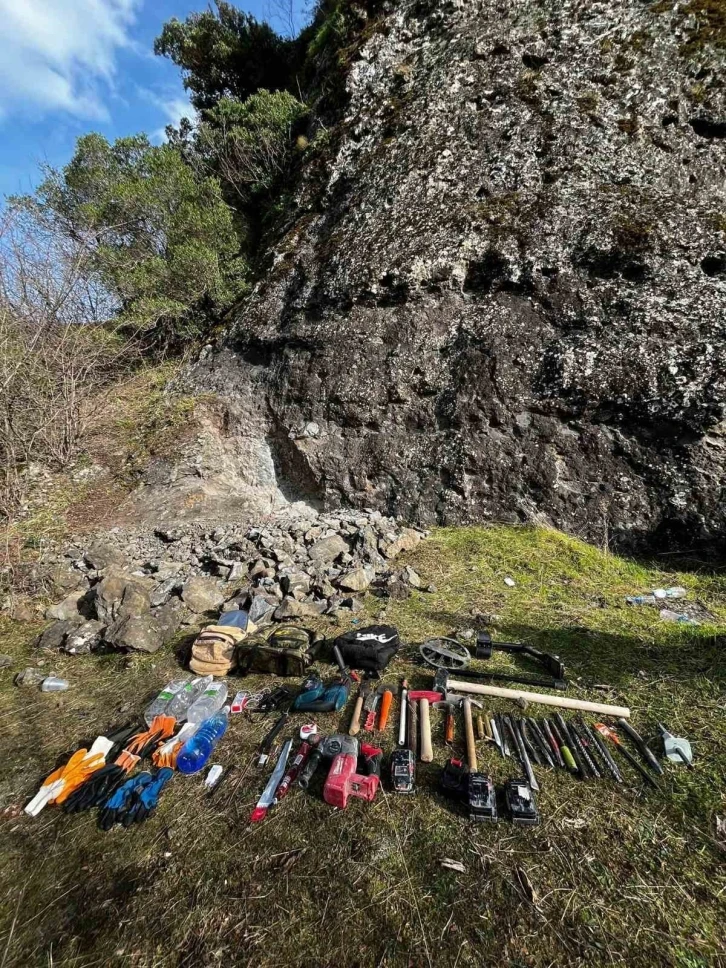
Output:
[193, 0, 726, 551]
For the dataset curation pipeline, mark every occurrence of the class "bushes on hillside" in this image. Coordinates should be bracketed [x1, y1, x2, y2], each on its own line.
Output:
[13, 134, 247, 345]
[0, 205, 132, 514]
[198, 91, 309, 200]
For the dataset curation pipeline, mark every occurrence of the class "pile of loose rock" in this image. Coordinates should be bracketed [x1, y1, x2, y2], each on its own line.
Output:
[34, 510, 430, 656]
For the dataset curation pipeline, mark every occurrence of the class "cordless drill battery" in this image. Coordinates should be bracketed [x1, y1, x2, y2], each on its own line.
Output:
[390, 748, 415, 794]
[468, 774, 497, 822]
[504, 778, 539, 825]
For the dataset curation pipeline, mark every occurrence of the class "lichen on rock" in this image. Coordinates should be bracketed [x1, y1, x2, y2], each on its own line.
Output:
[188, 0, 726, 551]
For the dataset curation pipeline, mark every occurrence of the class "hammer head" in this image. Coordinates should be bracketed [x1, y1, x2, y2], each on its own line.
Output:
[433, 668, 450, 694]
[445, 693, 483, 710]
[408, 690, 443, 703]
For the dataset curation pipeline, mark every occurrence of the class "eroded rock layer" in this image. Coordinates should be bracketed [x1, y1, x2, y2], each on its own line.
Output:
[196, 0, 726, 551]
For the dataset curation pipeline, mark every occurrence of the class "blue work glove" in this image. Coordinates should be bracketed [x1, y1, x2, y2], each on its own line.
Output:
[99, 772, 153, 831]
[125, 768, 174, 825]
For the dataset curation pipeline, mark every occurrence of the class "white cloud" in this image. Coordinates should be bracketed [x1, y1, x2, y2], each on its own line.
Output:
[160, 95, 194, 129]
[0, 0, 139, 121]
[141, 90, 194, 143]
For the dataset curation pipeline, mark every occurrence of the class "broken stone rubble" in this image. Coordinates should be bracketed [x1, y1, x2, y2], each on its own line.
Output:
[31, 509, 430, 655]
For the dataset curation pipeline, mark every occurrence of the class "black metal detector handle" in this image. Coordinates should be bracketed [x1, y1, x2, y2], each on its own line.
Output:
[452, 668, 568, 691]
[475, 633, 565, 680]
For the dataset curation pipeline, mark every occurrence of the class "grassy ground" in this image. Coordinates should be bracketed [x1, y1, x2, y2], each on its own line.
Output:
[2, 362, 197, 603]
[0, 525, 724, 968]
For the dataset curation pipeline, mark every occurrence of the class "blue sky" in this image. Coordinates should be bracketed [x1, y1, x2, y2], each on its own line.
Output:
[0, 0, 309, 199]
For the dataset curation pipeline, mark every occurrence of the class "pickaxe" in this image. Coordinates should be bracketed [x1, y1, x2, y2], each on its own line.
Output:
[444, 693, 483, 772]
[433, 699, 456, 745]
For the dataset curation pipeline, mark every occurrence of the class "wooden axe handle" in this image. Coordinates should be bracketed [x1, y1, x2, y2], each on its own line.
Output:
[420, 699, 434, 762]
[446, 679, 630, 718]
[349, 694, 364, 736]
[463, 699, 477, 772]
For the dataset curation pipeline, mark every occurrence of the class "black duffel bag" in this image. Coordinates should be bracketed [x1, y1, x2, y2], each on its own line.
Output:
[334, 625, 400, 674]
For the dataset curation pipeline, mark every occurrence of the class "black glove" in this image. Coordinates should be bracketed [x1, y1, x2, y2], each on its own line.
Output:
[62, 764, 126, 813]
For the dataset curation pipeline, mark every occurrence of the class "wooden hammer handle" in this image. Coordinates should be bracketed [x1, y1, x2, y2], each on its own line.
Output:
[420, 699, 434, 762]
[349, 694, 364, 736]
[445, 710, 454, 744]
[463, 699, 477, 772]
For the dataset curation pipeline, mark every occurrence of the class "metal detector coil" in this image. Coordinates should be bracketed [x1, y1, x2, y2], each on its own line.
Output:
[419, 638, 471, 670]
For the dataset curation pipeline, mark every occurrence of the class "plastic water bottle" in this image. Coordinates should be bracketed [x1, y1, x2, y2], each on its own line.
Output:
[185, 681, 228, 724]
[653, 586, 687, 600]
[144, 680, 188, 725]
[167, 676, 213, 721]
[626, 594, 656, 606]
[176, 709, 229, 774]
[40, 677, 69, 692]
[659, 609, 700, 626]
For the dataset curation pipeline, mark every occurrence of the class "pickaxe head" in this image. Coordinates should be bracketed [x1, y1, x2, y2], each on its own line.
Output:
[432, 700, 455, 713]
[445, 693, 483, 710]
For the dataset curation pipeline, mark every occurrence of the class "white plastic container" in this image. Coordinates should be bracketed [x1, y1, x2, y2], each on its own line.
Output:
[40, 677, 69, 692]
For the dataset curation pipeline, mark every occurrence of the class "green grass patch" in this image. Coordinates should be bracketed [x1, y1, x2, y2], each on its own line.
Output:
[0, 525, 724, 966]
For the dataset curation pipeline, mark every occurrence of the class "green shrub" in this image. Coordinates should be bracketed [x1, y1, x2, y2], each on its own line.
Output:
[199, 90, 309, 198]
[154, 1, 297, 111]
[14, 133, 247, 345]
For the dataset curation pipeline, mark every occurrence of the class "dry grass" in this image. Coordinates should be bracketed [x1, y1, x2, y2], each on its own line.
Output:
[0, 525, 724, 967]
[1, 362, 197, 601]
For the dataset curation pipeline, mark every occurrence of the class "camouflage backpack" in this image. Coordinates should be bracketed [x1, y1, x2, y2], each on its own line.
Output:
[235, 626, 323, 677]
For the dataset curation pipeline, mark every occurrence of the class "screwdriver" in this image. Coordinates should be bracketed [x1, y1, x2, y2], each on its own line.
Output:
[616, 718, 664, 776]
[551, 714, 580, 775]
[594, 723, 660, 789]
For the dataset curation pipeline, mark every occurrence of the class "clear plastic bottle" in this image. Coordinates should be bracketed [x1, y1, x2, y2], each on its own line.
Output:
[40, 677, 69, 692]
[167, 676, 213, 721]
[653, 586, 687, 600]
[626, 594, 656, 606]
[176, 709, 229, 774]
[627, 587, 687, 606]
[659, 609, 700, 626]
[144, 680, 188, 725]
[185, 681, 228, 724]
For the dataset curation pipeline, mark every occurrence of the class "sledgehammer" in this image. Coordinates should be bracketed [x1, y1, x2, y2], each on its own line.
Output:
[408, 690, 443, 762]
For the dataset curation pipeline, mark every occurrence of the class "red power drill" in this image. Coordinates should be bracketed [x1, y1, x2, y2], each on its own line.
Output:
[298, 734, 382, 808]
